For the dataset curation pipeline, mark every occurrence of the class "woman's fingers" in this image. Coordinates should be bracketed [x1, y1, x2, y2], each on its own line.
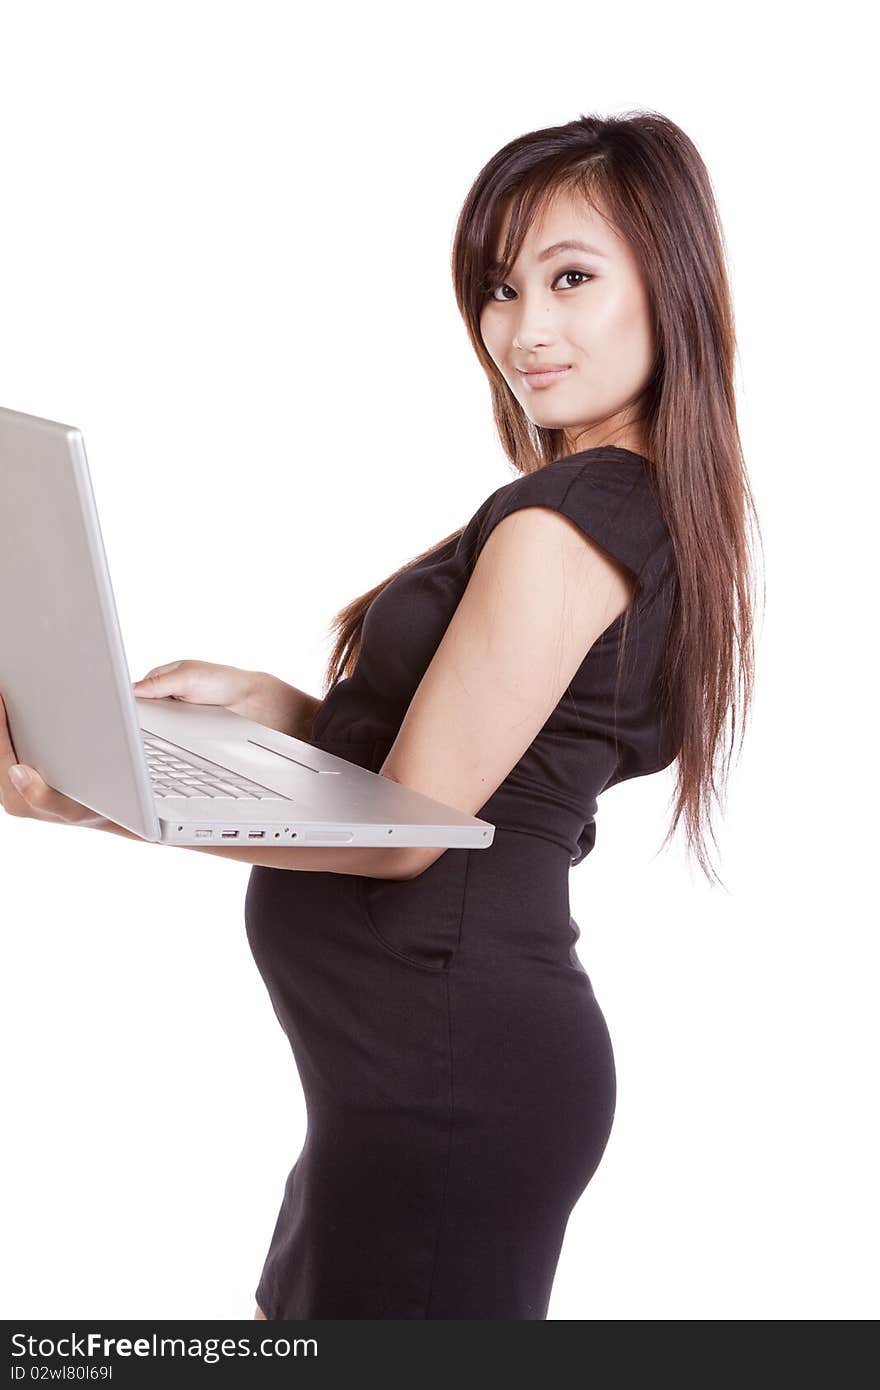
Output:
[140, 661, 184, 679]
[7, 761, 96, 825]
[132, 660, 190, 699]
[0, 689, 99, 825]
[0, 689, 31, 814]
[8, 764, 71, 820]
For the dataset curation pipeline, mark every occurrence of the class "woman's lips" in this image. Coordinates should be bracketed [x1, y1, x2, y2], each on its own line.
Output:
[519, 366, 572, 389]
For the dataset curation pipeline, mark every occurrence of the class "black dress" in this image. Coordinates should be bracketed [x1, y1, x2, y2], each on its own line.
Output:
[244, 446, 679, 1319]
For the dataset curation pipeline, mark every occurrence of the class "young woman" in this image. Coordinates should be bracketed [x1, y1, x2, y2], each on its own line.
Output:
[1, 110, 759, 1319]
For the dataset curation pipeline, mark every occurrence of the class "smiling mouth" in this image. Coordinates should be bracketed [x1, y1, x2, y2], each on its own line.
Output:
[519, 366, 572, 388]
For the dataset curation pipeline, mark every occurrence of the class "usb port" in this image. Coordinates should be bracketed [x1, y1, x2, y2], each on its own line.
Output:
[220, 830, 240, 839]
[248, 831, 266, 839]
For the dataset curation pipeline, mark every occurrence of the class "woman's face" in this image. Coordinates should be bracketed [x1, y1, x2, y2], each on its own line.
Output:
[479, 187, 656, 458]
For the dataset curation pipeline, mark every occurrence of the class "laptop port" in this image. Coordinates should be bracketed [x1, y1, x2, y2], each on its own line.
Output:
[247, 831, 266, 839]
[220, 830, 240, 839]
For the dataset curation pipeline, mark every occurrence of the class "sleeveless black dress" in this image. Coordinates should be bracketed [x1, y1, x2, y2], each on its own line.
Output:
[244, 446, 679, 1319]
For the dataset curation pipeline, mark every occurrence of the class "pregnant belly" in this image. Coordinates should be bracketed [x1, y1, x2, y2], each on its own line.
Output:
[243, 863, 455, 1114]
[243, 832, 599, 1117]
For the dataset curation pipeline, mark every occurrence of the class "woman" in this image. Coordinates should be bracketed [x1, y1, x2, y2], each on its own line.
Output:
[1, 110, 760, 1319]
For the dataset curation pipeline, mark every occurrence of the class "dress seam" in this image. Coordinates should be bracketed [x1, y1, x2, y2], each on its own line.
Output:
[451, 847, 473, 966]
[423, 968, 455, 1317]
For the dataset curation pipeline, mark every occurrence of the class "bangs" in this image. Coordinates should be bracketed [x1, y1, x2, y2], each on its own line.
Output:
[478, 171, 603, 295]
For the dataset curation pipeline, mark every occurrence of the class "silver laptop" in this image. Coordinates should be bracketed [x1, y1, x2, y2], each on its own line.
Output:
[0, 405, 495, 851]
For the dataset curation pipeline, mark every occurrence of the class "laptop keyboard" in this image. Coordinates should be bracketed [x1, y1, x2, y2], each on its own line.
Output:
[142, 732, 289, 801]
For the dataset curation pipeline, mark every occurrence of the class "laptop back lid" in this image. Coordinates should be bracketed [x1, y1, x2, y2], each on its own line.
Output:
[0, 405, 161, 840]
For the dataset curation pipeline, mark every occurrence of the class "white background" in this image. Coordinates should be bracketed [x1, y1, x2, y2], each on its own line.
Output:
[1, 0, 876, 1321]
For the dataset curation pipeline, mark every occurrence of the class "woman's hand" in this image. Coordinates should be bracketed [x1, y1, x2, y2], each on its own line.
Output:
[0, 689, 119, 830]
[133, 660, 322, 741]
[132, 659, 262, 714]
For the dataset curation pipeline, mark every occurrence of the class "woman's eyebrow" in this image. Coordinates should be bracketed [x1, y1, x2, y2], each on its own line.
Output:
[537, 239, 608, 260]
[487, 239, 609, 274]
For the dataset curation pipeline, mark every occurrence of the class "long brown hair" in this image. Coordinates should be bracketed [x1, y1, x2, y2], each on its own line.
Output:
[323, 110, 763, 886]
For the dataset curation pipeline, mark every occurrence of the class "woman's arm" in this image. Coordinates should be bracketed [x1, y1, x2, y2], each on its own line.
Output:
[246, 673, 323, 741]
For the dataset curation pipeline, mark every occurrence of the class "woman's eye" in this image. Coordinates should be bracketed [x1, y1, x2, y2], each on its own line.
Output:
[486, 268, 594, 301]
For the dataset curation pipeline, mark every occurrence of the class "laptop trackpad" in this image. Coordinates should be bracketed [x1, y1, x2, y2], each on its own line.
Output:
[191, 736, 341, 782]
[244, 737, 341, 775]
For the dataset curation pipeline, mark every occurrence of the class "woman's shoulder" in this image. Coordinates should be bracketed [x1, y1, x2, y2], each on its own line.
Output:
[468, 447, 672, 587]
